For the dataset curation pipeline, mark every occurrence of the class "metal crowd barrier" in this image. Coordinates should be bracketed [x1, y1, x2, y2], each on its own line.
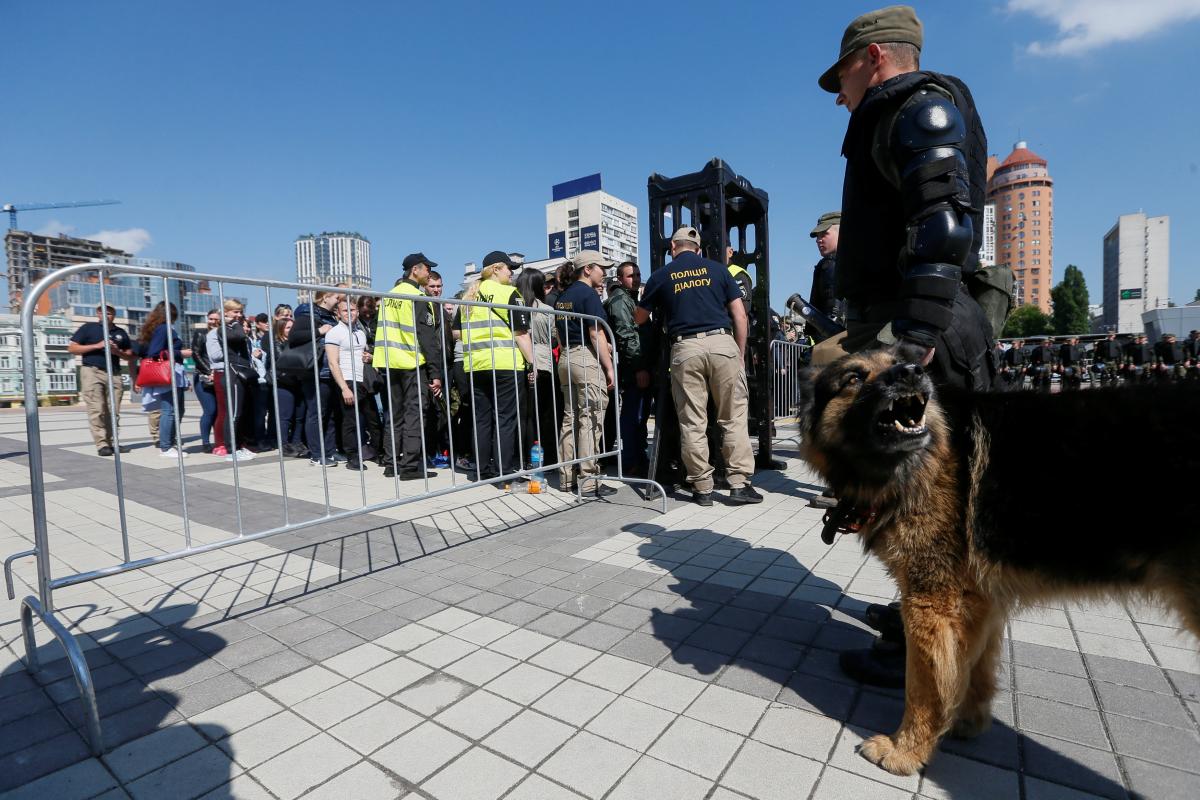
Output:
[6, 261, 666, 754]
[769, 339, 810, 425]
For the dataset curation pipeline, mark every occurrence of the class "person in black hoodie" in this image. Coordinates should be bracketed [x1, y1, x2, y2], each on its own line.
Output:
[191, 309, 221, 453]
[289, 289, 343, 466]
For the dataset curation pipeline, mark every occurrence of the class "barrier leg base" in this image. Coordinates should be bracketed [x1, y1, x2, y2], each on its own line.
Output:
[21, 596, 104, 756]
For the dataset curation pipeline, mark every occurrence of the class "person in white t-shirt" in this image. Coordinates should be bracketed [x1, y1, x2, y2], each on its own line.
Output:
[325, 301, 382, 470]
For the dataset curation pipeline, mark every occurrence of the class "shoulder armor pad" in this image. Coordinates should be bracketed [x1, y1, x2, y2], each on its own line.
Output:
[893, 90, 965, 152]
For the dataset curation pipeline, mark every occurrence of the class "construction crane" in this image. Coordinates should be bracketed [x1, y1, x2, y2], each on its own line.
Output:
[2, 199, 122, 230]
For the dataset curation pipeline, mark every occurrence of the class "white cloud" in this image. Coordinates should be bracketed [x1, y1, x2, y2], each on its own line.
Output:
[1007, 0, 1200, 56]
[85, 227, 152, 255]
[31, 220, 76, 237]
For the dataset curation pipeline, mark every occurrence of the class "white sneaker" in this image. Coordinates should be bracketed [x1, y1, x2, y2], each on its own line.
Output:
[160, 448, 178, 458]
[235, 448, 256, 460]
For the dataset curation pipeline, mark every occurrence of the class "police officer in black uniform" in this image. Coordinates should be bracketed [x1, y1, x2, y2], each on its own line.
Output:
[813, 5, 996, 688]
[1092, 331, 1122, 385]
[1184, 330, 1200, 380]
[1000, 338, 1027, 390]
[1154, 333, 1186, 383]
[1028, 337, 1055, 391]
[1124, 334, 1153, 384]
[1056, 336, 1083, 390]
[808, 212, 841, 336]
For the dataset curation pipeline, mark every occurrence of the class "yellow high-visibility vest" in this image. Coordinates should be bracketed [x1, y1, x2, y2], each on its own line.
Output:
[373, 282, 425, 370]
[728, 264, 749, 281]
[462, 279, 526, 372]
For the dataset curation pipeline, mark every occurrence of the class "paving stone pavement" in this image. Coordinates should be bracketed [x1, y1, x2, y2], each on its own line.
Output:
[0, 407, 1198, 799]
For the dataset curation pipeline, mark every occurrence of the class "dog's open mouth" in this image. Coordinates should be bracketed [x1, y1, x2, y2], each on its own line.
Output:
[876, 392, 928, 438]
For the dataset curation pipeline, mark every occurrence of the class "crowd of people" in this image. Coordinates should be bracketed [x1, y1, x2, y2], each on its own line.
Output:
[68, 248, 717, 496]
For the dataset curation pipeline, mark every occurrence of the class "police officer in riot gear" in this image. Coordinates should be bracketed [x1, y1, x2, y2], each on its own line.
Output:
[1092, 331, 1122, 385]
[1056, 336, 1083, 390]
[1124, 334, 1154, 384]
[814, 5, 995, 689]
[999, 338, 1027, 390]
[1154, 333, 1186, 383]
[808, 212, 841, 334]
[1028, 337, 1055, 392]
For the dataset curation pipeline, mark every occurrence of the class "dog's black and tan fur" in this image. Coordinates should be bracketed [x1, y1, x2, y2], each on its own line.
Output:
[798, 350, 1200, 776]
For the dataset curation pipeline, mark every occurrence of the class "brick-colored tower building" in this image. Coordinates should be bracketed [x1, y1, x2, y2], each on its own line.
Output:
[986, 141, 1054, 313]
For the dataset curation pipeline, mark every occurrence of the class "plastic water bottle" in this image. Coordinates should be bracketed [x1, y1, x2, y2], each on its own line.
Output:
[528, 442, 545, 494]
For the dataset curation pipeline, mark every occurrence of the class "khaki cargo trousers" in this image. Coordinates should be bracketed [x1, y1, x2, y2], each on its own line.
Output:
[557, 345, 609, 488]
[80, 365, 125, 450]
[669, 333, 754, 494]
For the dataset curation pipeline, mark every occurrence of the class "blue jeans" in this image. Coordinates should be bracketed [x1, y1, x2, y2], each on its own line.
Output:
[193, 378, 217, 446]
[619, 382, 652, 470]
[157, 389, 187, 450]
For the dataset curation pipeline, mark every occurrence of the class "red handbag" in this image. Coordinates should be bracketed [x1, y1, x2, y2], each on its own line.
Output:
[135, 351, 173, 389]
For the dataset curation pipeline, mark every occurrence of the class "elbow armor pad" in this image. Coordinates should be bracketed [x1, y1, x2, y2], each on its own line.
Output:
[891, 90, 975, 342]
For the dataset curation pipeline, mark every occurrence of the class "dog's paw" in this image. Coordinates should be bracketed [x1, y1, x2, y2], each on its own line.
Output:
[950, 709, 992, 740]
[859, 734, 926, 776]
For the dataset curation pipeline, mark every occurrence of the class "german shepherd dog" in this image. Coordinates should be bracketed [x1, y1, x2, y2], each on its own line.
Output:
[797, 349, 1200, 776]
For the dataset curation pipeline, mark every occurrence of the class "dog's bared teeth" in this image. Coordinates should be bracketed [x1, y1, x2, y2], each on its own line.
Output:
[918, 414, 927, 427]
[893, 419, 905, 432]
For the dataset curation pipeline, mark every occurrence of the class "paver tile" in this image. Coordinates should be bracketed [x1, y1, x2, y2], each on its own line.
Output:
[529, 641, 603, 675]
[453, 616, 519, 645]
[300, 760, 406, 799]
[585, 695, 676, 752]
[812, 766, 910, 800]
[488, 628, 558, 659]
[684, 682, 769, 735]
[373, 721, 470, 783]
[506, 773, 586, 799]
[103, 724, 208, 782]
[647, 716, 744, 780]
[442, 647, 518, 685]
[532, 678, 617, 726]
[539, 731, 640, 799]
[574, 653, 651, 693]
[127, 744, 240, 800]
[419, 607, 482, 632]
[484, 709, 576, 767]
[217, 710, 320, 768]
[607, 755, 713, 800]
[485, 662, 565, 705]
[423, 745, 527, 800]
[375, 623, 441, 653]
[625, 668, 707, 713]
[435, 690, 522, 739]
[751, 703, 843, 761]
[921, 749, 1021, 800]
[327, 699, 422, 754]
[354, 655, 432, 695]
[322, 642, 395, 677]
[720, 739, 821, 800]
[0, 757, 117, 800]
[408, 634, 479, 668]
[261, 665, 342, 706]
[249, 732, 359, 799]
[187, 691, 283, 737]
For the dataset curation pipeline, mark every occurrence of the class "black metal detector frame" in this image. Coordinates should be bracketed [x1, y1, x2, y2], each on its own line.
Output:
[644, 158, 777, 491]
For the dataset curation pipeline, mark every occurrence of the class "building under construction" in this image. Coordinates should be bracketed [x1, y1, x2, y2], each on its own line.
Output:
[5, 230, 129, 314]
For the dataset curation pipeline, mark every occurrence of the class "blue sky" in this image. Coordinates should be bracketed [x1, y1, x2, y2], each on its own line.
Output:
[6, 0, 1200, 311]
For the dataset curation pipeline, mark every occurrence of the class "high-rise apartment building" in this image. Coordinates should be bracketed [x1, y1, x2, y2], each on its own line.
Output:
[986, 141, 1054, 313]
[1102, 212, 1170, 334]
[5, 230, 128, 313]
[546, 174, 638, 267]
[980, 202, 996, 267]
[295, 232, 371, 297]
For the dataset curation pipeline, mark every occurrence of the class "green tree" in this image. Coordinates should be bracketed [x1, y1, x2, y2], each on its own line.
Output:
[1001, 304, 1052, 338]
[1051, 264, 1090, 335]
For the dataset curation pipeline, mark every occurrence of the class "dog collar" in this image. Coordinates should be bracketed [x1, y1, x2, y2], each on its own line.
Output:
[820, 499, 879, 545]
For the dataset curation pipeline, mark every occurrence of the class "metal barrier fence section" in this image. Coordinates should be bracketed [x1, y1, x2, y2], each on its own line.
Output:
[6, 262, 666, 754]
[770, 339, 810, 425]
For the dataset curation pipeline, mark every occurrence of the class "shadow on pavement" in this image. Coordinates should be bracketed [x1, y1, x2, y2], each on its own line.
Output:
[630, 523, 1130, 800]
[0, 603, 233, 797]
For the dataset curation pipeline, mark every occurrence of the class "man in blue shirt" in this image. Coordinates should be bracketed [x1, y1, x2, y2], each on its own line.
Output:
[554, 250, 617, 496]
[635, 227, 762, 506]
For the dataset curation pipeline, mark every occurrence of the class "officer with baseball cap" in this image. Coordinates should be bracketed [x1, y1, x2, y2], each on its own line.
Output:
[634, 226, 762, 506]
[808, 212, 841, 325]
[814, 5, 995, 690]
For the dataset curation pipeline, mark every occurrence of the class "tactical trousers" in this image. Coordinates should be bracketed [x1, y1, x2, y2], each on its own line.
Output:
[470, 369, 523, 479]
[669, 334, 754, 493]
[382, 368, 425, 473]
[557, 345, 608, 487]
[81, 365, 124, 450]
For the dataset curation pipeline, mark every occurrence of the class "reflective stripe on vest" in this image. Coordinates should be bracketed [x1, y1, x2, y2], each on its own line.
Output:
[373, 283, 426, 370]
[728, 264, 749, 279]
[463, 280, 526, 372]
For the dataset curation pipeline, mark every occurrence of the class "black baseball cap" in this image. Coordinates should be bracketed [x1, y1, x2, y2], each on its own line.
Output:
[482, 250, 518, 268]
[402, 252, 437, 270]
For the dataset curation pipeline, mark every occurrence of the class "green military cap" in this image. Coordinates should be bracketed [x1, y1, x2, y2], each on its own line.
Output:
[818, 5, 923, 93]
[809, 211, 842, 237]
